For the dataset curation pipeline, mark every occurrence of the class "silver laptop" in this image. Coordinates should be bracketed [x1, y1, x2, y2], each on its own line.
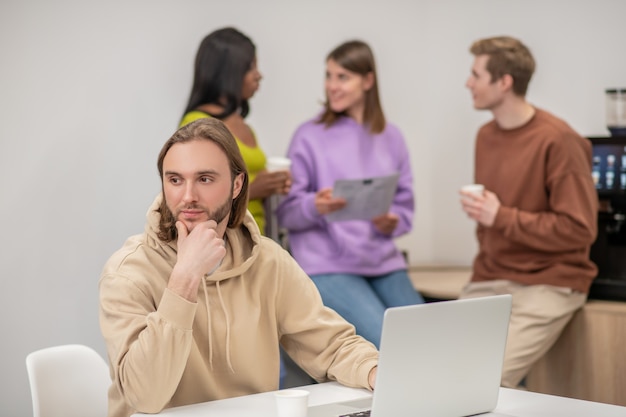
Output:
[309, 295, 512, 417]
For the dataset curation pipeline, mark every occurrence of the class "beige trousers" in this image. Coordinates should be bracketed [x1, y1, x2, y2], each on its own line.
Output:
[459, 280, 587, 388]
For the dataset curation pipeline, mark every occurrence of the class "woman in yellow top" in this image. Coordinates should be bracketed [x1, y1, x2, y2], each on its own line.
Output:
[180, 27, 290, 235]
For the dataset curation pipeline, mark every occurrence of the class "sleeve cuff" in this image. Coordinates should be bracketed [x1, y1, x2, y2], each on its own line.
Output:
[358, 358, 379, 391]
[492, 205, 515, 233]
[158, 288, 197, 330]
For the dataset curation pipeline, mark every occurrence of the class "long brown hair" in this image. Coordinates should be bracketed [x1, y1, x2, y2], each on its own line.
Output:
[156, 118, 249, 242]
[318, 40, 386, 134]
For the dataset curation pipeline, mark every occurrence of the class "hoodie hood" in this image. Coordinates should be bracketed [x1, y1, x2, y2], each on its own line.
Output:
[144, 193, 262, 284]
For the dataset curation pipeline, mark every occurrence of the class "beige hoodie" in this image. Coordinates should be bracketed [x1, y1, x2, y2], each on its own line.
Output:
[99, 195, 378, 417]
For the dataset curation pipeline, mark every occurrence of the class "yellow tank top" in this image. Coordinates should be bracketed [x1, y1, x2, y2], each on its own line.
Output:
[179, 111, 267, 234]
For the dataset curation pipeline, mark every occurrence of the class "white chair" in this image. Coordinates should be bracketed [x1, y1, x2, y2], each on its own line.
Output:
[26, 344, 111, 417]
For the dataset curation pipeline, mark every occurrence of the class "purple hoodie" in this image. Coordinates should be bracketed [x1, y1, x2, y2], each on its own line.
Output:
[276, 116, 415, 276]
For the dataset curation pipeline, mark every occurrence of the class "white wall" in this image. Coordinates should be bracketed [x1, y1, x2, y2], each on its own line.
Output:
[1, 1, 624, 415]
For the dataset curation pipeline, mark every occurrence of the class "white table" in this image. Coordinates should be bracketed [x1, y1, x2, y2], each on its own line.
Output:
[131, 381, 626, 417]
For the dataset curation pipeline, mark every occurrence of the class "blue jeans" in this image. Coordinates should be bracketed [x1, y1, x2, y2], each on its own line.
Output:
[310, 270, 424, 348]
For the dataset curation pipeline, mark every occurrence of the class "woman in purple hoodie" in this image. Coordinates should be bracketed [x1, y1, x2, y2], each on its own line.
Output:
[276, 40, 424, 348]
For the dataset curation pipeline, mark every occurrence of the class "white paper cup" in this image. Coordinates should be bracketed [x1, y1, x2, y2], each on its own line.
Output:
[461, 184, 485, 197]
[266, 156, 292, 172]
[275, 389, 309, 417]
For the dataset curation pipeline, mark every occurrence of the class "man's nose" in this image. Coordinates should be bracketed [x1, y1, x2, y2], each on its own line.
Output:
[182, 183, 198, 203]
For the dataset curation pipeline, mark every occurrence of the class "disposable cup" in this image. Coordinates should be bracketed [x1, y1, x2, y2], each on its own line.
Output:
[274, 389, 309, 417]
[266, 156, 292, 172]
[461, 184, 485, 197]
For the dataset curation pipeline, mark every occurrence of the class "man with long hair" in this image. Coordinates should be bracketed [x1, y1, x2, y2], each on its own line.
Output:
[99, 118, 378, 417]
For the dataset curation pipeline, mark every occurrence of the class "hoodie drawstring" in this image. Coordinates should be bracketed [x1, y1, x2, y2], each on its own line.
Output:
[202, 278, 213, 369]
[216, 281, 234, 373]
[202, 278, 235, 373]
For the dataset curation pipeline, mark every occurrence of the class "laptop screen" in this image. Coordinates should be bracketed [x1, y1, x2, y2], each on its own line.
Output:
[309, 295, 512, 417]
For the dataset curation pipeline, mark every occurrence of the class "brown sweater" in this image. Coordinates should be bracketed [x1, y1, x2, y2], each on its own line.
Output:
[472, 108, 598, 293]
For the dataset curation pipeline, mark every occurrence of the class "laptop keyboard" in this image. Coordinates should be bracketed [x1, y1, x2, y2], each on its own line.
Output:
[339, 411, 370, 417]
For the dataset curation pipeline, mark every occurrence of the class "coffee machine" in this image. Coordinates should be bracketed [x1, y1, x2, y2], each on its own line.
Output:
[588, 135, 626, 301]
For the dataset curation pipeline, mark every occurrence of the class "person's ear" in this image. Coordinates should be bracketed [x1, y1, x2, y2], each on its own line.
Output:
[500, 74, 514, 92]
[232, 173, 244, 199]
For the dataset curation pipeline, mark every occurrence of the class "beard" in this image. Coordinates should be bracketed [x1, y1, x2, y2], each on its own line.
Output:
[171, 190, 233, 232]
[208, 197, 232, 224]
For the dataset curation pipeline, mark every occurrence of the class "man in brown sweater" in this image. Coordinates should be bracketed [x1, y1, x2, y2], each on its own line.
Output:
[459, 36, 598, 388]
